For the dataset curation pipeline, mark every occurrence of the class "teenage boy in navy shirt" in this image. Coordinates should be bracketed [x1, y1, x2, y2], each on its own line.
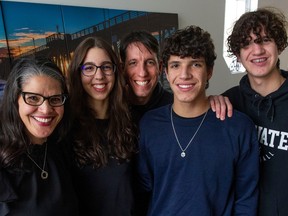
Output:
[137, 25, 259, 216]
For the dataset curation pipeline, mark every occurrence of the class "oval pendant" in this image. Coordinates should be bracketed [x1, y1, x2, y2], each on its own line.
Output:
[41, 170, 48, 179]
[181, 152, 186, 157]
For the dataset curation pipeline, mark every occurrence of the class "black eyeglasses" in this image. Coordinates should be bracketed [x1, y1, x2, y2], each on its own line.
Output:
[21, 92, 67, 107]
[81, 62, 116, 76]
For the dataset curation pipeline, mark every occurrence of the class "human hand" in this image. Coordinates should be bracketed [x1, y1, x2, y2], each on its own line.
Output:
[209, 95, 233, 120]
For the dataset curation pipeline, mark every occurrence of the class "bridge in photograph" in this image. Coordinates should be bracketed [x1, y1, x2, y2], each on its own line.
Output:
[0, 10, 178, 78]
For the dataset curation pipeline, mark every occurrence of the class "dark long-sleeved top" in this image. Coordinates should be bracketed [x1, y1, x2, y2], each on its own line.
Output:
[71, 119, 135, 216]
[0, 139, 79, 216]
[223, 70, 288, 216]
[138, 105, 259, 216]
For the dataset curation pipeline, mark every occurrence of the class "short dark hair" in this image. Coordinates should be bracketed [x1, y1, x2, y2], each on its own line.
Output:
[227, 7, 288, 57]
[119, 30, 160, 63]
[162, 25, 217, 69]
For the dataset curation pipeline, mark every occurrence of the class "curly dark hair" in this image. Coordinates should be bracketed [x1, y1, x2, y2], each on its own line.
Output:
[227, 7, 288, 57]
[67, 37, 137, 168]
[162, 25, 217, 70]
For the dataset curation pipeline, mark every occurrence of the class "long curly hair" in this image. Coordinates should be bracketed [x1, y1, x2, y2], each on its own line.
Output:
[67, 37, 137, 168]
[227, 7, 288, 57]
[0, 57, 69, 170]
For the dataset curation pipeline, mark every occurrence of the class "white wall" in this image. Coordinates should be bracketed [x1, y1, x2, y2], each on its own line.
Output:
[4, 0, 288, 95]
[259, 0, 288, 72]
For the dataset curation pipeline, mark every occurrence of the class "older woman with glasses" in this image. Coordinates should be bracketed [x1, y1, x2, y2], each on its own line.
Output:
[67, 37, 138, 216]
[0, 57, 79, 215]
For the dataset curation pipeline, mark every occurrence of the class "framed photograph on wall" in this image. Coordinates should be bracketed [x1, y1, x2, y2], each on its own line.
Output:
[0, 2, 11, 80]
[0, 1, 178, 90]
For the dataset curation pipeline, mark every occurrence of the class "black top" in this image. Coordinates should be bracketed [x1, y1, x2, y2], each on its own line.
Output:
[130, 82, 173, 124]
[0, 139, 79, 216]
[130, 83, 173, 216]
[223, 70, 288, 216]
[71, 119, 135, 216]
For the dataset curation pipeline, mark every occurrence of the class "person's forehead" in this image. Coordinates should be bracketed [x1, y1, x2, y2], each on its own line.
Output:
[168, 55, 205, 62]
[22, 75, 61, 90]
[126, 42, 157, 59]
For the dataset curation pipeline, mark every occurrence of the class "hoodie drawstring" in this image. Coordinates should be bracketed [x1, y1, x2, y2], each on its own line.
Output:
[252, 94, 274, 122]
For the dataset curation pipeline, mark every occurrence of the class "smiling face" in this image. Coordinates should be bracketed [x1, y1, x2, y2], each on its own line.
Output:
[238, 30, 280, 80]
[124, 42, 160, 105]
[166, 55, 212, 106]
[81, 47, 115, 105]
[18, 75, 64, 144]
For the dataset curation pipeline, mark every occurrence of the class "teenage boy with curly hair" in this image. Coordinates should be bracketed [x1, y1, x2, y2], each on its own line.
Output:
[137, 25, 259, 216]
[222, 7, 288, 216]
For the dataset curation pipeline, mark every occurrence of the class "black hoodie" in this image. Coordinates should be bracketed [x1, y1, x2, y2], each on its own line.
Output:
[223, 70, 288, 216]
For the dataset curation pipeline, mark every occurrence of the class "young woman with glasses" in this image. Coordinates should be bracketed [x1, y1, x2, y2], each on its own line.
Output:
[0, 57, 79, 215]
[67, 37, 137, 216]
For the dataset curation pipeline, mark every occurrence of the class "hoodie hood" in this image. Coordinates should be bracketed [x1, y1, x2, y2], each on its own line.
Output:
[239, 70, 288, 122]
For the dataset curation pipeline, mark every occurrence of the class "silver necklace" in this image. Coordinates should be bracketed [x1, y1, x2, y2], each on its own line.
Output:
[171, 106, 208, 158]
[27, 142, 48, 179]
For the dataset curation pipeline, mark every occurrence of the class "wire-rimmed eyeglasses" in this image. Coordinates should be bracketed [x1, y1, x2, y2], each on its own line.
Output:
[80, 62, 116, 76]
[21, 92, 67, 107]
